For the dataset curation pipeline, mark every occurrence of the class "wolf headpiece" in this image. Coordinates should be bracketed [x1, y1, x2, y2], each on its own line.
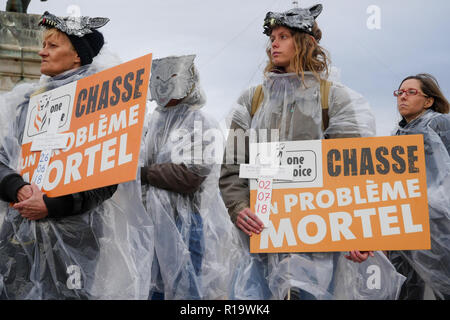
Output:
[38, 11, 109, 37]
[263, 4, 323, 36]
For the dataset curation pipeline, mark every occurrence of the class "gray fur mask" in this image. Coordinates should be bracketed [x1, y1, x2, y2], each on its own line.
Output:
[149, 55, 198, 107]
[263, 4, 322, 36]
[38, 11, 109, 37]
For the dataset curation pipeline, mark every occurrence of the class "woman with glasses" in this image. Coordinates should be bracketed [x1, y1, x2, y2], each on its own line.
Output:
[394, 75, 450, 128]
[390, 73, 450, 300]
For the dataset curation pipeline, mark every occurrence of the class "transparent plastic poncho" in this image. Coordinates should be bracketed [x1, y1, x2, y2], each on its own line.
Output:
[143, 85, 257, 300]
[231, 72, 376, 140]
[225, 72, 406, 299]
[392, 109, 450, 299]
[0, 49, 154, 299]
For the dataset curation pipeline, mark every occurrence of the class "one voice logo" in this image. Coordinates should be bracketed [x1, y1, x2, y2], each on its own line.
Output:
[24, 81, 76, 145]
[33, 94, 51, 132]
[27, 93, 70, 137]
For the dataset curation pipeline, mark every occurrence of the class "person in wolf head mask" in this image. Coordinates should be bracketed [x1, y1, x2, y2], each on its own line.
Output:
[219, 4, 406, 300]
[0, 11, 154, 299]
[141, 54, 251, 300]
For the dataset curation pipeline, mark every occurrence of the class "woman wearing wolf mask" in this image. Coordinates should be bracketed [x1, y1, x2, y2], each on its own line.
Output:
[0, 11, 153, 299]
[219, 4, 406, 300]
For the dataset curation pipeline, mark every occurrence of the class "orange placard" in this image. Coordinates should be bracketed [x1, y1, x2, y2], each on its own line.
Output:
[250, 135, 431, 253]
[19, 54, 152, 197]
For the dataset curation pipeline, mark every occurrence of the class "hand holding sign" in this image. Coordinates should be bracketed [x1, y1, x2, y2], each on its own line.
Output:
[17, 184, 33, 202]
[236, 207, 264, 237]
[345, 250, 375, 263]
[13, 183, 48, 220]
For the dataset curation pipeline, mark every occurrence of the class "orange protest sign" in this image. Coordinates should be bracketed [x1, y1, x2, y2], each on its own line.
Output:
[249, 135, 431, 253]
[19, 54, 152, 197]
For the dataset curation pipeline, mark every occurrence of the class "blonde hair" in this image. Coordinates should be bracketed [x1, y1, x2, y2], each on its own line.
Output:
[264, 22, 330, 82]
[42, 28, 76, 52]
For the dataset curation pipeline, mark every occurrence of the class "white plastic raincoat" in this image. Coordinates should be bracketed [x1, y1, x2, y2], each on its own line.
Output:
[143, 55, 252, 300]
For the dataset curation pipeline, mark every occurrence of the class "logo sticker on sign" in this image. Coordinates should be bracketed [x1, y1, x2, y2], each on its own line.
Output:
[24, 83, 75, 143]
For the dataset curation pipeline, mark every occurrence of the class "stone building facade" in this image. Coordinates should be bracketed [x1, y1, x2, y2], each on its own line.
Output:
[0, 10, 43, 93]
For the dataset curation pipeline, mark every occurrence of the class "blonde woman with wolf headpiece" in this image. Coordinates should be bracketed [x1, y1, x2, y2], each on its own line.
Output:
[219, 4, 407, 300]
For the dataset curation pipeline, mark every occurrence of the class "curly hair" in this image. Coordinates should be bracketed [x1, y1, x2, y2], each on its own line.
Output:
[264, 22, 330, 82]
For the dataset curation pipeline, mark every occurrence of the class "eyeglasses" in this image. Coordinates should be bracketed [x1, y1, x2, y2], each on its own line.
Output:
[394, 88, 428, 98]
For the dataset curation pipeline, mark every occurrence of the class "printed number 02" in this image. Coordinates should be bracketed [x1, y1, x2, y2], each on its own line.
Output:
[258, 180, 271, 190]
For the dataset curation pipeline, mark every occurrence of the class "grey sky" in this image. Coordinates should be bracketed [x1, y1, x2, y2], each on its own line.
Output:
[25, 0, 450, 136]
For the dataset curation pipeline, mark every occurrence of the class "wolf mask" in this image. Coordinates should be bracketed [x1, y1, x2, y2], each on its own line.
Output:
[263, 4, 323, 36]
[150, 54, 203, 108]
[38, 11, 109, 37]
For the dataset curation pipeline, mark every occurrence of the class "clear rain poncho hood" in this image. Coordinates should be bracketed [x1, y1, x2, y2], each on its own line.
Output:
[223, 72, 406, 299]
[0, 48, 154, 299]
[144, 55, 253, 299]
[236, 72, 376, 142]
[391, 109, 450, 299]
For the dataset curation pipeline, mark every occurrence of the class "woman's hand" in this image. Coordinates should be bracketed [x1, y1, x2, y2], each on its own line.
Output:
[344, 250, 374, 263]
[236, 208, 264, 237]
[13, 184, 48, 220]
[17, 184, 33, 202]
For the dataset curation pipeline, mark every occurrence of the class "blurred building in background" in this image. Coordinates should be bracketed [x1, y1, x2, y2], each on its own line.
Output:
[0, 10, 42, 93]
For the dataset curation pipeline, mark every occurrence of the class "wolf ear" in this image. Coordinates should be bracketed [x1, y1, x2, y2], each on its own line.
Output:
[184, 54, 196, 66]
[308, 4, 323, 19]
[89, 17, 110, 29]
